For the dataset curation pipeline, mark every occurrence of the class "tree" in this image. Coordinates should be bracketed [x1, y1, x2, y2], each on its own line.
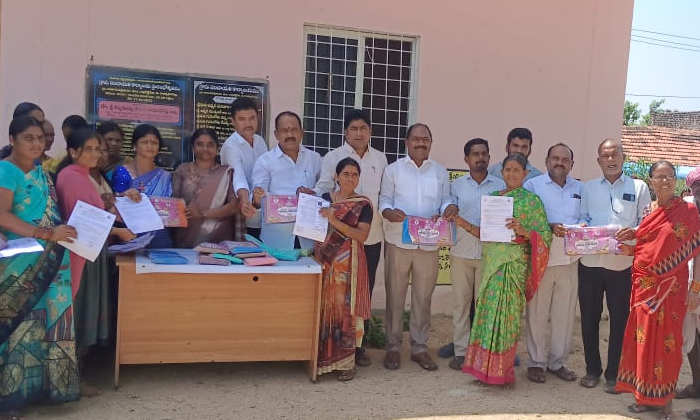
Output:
[641, 99, 666, 125]
[623, 100, 642, 125]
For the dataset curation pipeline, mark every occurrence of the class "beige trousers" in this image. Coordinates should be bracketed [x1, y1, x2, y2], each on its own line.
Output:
[525, 261, 579, 370]
[449, 256, 482, 356]
[384, 242, 439, 355]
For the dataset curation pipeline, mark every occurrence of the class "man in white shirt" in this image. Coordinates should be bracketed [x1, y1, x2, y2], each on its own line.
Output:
[314, 109, 388, 366]
[220, 97, 269, 238]
[379, 123, 458, 371]
[488, 128, 542, 181]
[578, 139, 650, 394]
[446, 138, 504, 371]
[523, 143, 582, 384]
[250, 111, 321, 250]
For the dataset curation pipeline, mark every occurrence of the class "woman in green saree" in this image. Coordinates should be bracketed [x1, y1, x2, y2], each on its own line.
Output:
[462, 153, 552, 387]
[0, 116, 80, 419]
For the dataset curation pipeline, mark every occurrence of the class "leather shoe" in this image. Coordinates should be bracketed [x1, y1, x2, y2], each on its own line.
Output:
[410, 352, 438, 371]
[449, 356, 464, 371]
[383, 351, 400, 370]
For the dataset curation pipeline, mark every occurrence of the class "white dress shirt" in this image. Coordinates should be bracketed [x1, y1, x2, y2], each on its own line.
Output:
[379, 156, 453, 251]
[252, 145, 322, 250]
[314, 142, 388, 245]
[220, 131, 269, 228]
[524, 173, 583, 266]
[450, 173, 505, 260]
[579, 174, 651, 271]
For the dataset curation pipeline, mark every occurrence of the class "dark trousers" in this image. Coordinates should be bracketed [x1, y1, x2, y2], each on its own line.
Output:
[246, 227, 261, 240]
[362, 242, 382, 340]
[578, 263, 632, 381]
[688, 330, 700, 387]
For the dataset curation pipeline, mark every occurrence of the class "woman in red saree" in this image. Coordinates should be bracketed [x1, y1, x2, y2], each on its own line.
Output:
[315, 157, 372, 381]
[617, 160, 700, 420]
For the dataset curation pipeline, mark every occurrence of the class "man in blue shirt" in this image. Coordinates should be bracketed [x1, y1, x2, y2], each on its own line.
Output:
[445, 138, 504, 370]
[488, 128, 542, 182]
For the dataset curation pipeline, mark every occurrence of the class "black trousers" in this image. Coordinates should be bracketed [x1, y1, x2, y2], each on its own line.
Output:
[362, 242, 382, 339]
[578, 263, 632, 381]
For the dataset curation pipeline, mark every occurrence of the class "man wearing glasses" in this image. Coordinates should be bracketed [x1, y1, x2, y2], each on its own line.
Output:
[578, 139, 651, 394]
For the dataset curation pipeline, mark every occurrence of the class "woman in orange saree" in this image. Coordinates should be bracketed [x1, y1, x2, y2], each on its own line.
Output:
[314, 157, 372, 381]
[617, 161, 700, 420]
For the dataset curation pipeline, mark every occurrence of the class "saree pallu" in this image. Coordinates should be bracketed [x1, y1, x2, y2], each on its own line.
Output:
[617, 197, 700, 405]
[73, 244, 112, 353]
[172, 163, 240, 248]
[112, 165, 173, 248]
[0, 163, 79, 410]
[463, 187, 551, 385]
[314, 196, 371, 375]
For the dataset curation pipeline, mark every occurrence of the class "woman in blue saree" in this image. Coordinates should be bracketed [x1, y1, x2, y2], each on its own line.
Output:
[111, 124, 173, 248]
[0, 116, 80, 419]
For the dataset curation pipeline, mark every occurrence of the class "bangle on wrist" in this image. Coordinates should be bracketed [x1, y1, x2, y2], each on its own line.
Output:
[691, 282, 700, 294]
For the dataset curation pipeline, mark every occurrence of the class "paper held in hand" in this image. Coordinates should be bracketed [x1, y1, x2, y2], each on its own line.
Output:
[293, 193, 330, 242]
[114, 193, 164, 234]
[480, 195, 515, 243]
[58, 200, 116, 262]
[0, 237, 44, 258]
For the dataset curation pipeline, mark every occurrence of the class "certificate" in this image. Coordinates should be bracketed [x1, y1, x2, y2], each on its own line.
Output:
[0, 237, 44, 258]
[115, 193, 165, 234]
[264, 194, 298, 223]
[480, 195, 515, 243]
[58, 200, 116, 262]
[292, 193, 329, 242]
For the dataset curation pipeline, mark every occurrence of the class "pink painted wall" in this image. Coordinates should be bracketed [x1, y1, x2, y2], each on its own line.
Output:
[0, 0, 633, 180]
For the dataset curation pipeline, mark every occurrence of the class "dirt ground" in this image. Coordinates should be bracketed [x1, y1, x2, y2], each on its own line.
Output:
[24, 312, 700, 420]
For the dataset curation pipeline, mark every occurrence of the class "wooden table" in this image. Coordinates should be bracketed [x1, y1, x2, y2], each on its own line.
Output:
[115, 251, 322, 387]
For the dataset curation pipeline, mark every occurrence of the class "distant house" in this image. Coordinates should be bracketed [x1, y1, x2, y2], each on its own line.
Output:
[621, 125, 700, 177]
[650, 111, 700, 130]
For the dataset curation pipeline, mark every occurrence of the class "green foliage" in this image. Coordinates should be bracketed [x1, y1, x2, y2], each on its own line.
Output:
[364, 315, 387, 348]
[403, 310, 410, 332]
[641, 99, 666, 125]
[623, 100, 642, 125]
[624, 157, 686, 197]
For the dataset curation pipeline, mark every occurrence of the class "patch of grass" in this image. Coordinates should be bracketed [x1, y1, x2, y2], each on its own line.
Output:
[364, 316, 387, 349]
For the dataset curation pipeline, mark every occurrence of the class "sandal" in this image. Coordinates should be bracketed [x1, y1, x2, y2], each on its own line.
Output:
[579, 374, 600, 388]
[548, 366, 577, 381]
[383, 351, 400, 370]
[676, 384, 700, 399]
[527, 367, 546, 383]
[410, 352, 438, 371]
[337, 368, 356, 381]
[628, 404, 659, 414]
[604, 380, 620, 394]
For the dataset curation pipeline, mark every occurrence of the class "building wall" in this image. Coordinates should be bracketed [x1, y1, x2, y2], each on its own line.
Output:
[0, 0, 634, 181]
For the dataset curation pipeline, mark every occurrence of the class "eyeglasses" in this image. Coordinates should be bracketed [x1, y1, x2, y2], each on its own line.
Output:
[651, 174, 676, 181]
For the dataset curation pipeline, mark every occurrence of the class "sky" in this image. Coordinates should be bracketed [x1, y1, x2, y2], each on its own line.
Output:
[625, 0, 700, 113]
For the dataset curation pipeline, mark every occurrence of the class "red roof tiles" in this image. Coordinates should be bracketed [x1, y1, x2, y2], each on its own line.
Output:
[621, 125, 700, 167]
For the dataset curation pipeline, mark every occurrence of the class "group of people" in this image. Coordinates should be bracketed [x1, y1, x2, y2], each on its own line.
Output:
[2, 98, 700, 420]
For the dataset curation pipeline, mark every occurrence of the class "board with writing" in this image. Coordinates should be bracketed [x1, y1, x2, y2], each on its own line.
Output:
[86, 66, 269, 170]
[192, 79, 267, 148]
